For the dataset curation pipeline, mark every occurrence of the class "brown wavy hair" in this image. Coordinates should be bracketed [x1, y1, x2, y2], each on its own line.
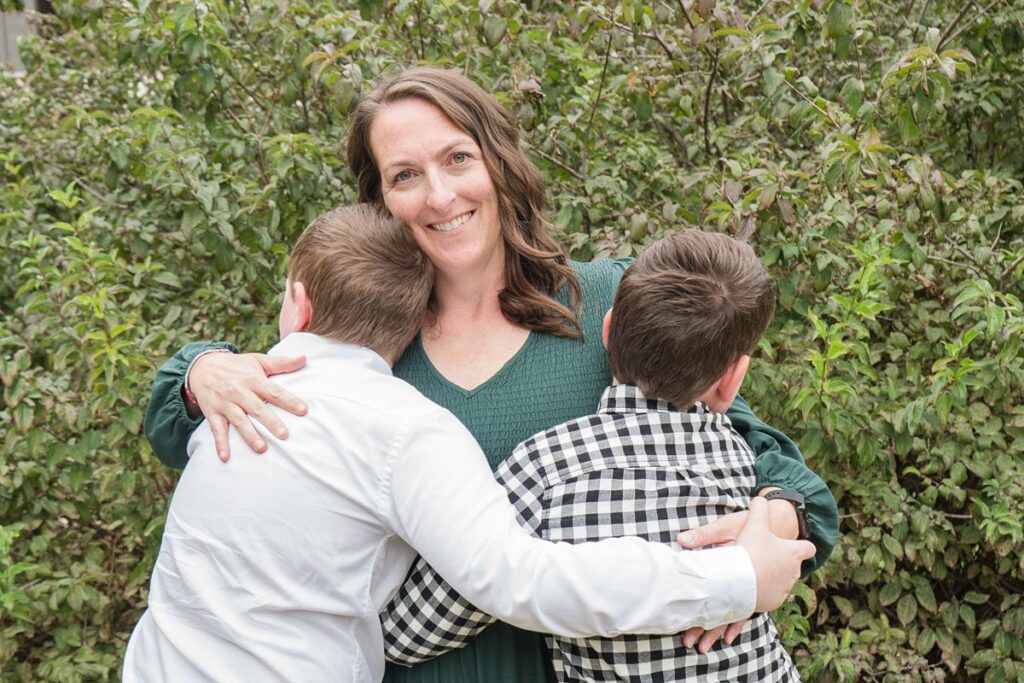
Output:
[347, 66, 582, 339]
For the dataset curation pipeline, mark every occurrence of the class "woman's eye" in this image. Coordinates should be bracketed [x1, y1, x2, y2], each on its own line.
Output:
[451, 152, 469, 164]
[394, 170, 413, 183]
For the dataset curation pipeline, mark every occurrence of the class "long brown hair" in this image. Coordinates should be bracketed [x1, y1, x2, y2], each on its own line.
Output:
[347, 66, 582, 339]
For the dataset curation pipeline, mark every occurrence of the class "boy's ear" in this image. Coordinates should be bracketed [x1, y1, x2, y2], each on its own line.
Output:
[701, 354, 751, 412]
[601, 308, 613, 349]
[292, 281, 313, 333]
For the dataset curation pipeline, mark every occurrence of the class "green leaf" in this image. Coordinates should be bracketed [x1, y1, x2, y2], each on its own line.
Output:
[840, 77, 864, 113]
[826, 1, 854, 39]
[898, 106, 921, 142]
[897, 593, 918, 625]
[915, 582, 937, 612]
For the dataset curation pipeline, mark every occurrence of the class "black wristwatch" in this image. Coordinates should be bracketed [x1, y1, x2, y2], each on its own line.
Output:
[763, 489, 810, 541]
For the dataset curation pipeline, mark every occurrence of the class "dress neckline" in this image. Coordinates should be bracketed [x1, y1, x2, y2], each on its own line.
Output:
[414, 330, 537, 398]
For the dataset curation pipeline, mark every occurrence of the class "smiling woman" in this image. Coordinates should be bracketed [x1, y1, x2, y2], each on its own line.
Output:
[368, 99, 504, 295]
[142, 66, 838, 683]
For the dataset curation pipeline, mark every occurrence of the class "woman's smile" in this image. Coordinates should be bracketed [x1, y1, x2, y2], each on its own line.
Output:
[429, 210, 475, 232]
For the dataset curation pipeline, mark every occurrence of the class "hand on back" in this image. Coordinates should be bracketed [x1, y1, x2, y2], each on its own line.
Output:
[188, 351, 308, 461]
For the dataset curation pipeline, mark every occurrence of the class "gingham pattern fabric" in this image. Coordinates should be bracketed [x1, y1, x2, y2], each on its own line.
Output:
[381, 384, 799, 682]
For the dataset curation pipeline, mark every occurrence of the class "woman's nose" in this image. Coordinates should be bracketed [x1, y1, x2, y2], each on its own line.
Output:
[425, 171, 456, 212]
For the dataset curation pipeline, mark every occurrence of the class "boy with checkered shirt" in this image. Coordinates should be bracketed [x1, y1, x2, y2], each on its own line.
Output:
[383, 229, 804, 681]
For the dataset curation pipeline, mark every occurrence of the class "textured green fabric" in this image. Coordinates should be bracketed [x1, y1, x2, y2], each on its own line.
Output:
[142, 258, 838, 683]
[144, 341, 238, 469]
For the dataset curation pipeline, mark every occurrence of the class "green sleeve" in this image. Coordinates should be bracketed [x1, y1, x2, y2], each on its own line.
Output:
[727, 394, 839, 576]
[143, 341, 239, 469]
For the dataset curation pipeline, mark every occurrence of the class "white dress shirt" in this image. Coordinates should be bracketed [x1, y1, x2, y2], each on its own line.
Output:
[123, 333, 755, 683]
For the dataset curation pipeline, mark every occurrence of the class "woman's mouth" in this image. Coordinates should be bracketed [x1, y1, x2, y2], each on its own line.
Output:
[429, 211, 474, 232]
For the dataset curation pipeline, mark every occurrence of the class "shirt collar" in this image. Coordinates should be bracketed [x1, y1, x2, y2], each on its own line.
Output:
[597, 384, 709, 416]
[268, 332, 393, 377]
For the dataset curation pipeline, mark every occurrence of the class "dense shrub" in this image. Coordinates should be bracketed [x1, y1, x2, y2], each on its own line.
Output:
[1, 1, 1022, 680]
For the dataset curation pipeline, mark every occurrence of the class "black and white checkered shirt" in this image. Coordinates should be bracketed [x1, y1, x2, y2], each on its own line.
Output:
[381, 384, 799, 682]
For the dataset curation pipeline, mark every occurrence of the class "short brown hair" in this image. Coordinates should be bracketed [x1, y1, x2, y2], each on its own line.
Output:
[287, 204, 433, 359]
[607, 230, 777, 409]
[347, 66, 583, 338]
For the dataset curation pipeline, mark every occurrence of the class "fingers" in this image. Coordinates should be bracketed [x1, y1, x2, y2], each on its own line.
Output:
[259, 354, 308, 377]
[697, 624, 728, 653]
[795, 539, 817, 562]
[208, 414, 232, 462]
[681, 627, 703, 648]
[724, 619, 747, 644]
[676, 510, 747, 549]
[256, 377, 307, 418]
[223, 405, 267, 454]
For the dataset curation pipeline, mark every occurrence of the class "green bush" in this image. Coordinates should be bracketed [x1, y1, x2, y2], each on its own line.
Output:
[2, 1, 1022, 680]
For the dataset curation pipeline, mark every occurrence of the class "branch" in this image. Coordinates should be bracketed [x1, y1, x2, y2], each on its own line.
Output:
[702, 45, 721, 160]
[998, 252, 1024, 287]
[783, 77, 842, 129]
[939, 0, 1004, 49]
[675, 0, 696, 30]
[530, 146, 586, 181]
[583, 33, 614, 158]
[610, 20, 677, 61]
[938, 1, 975, 48]
[750, 0, 773, 21]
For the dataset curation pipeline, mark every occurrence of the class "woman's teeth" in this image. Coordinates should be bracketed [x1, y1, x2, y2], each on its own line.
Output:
[431, 212, 473, 232]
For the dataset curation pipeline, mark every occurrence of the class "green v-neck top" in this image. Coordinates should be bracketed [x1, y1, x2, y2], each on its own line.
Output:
[143, 258, 838, 683]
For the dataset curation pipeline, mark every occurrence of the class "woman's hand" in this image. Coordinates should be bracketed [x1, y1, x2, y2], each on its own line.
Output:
[188, 352, 308, 461]
[675, 495, 812, 649]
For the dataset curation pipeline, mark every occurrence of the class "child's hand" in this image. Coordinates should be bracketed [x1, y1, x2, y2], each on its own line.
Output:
[681, 619, 748, 653]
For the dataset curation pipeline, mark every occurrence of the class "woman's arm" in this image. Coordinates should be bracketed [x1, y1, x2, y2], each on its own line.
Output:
[144, 342, 238, 468]
[143, 342, 307, 467]
[726, 395, 839, 575]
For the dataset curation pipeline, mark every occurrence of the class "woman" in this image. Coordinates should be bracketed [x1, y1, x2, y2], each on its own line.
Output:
[145, 66, 838, 683]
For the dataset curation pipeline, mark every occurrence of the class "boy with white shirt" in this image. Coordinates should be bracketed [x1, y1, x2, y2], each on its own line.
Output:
[124, 206, 813, 682]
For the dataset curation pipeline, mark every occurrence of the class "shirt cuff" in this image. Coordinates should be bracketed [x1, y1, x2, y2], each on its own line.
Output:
[671, 545, 756, 627]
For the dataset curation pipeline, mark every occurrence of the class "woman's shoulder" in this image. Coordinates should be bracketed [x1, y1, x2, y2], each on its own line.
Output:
[568, 258, 633, 309]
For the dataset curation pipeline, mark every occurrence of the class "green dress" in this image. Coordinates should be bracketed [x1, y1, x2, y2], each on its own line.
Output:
[144, 259, 839, 683]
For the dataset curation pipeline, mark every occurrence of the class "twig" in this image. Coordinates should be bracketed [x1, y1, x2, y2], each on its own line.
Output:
[926, 253, 985, 278]
[750, 0, 773, 21]
[911, 0, 933, 42]
[938, 1, 976, 48]
[583, 33, 614, 161]
[783, 78, 841, 129]
[530, 146, 586, 181]
[610, 20, 677, 61]
[675, 0, 696, 30]
[940, 0, 1004, 50]
[998, 252, 1024, 287]
[702, 45, 721, 159]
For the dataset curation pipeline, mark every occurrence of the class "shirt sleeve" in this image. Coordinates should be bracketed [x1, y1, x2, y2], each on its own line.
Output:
[727, 394, 839, 576]
[381, 440, 550, 666]
[143, 341, 238, 469]
[383, 411, 758, 646]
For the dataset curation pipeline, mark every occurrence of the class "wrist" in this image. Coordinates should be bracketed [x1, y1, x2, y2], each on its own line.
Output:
[759, 488, 809, 541]
[184, 348, 232, 405]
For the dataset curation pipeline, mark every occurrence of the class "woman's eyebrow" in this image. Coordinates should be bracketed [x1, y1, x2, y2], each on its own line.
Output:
[381, 138, 478, 174]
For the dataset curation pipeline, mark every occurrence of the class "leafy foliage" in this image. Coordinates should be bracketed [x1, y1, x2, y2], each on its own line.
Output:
[2, 1, 1022, 680]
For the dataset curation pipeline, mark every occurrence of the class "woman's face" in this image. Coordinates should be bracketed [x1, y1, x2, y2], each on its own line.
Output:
[369, 98, 503, 279]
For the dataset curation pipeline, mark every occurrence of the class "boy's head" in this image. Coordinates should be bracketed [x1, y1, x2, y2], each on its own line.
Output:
[604, 229, 776, 411]
[279, 203, 433, 363]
